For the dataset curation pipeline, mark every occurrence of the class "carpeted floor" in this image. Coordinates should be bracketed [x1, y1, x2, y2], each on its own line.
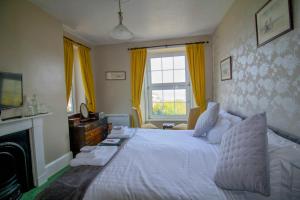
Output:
[21, 166, 70, 200]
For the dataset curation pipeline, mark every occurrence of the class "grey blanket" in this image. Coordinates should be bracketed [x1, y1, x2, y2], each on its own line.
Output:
[36, 138, 129, 200]
[35, 165, 102, 200]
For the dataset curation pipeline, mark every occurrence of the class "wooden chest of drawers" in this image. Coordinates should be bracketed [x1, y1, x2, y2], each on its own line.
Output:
[68, 118, 108, 156]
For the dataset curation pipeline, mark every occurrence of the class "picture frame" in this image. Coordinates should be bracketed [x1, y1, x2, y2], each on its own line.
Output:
[105, 71, 126, 80]
[255, 0, 293, 47]
[220, 56, 232, 81]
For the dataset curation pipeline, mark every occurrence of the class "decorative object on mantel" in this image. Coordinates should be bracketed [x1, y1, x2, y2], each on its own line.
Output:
[0, 72, 49, 120]
[220, 56, 232, 81]
[255, 0, 293, 47]
[105, 71, 126, 80]
[0, 72, 23, 120]
[23, 94, 49, 117]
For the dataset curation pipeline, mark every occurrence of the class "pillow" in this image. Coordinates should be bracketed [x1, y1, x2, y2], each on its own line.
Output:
[207, 115, 232, 144]
[207, 101, 217, 109]
[214, 113, 270, 196]
[246, 146, 300, 200]
[219, 110, 242, 125]
[193, 103, 219, 137]
[268, 128, 300, 149]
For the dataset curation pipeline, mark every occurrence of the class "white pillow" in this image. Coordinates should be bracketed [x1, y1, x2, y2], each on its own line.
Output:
[193, 103, 219, 137]
[247, 146, 300, 200]
[267, 128, 299, 149]
[219, 110, 242, 125]
[207, 101, 217, 109]
[207, 115, 232, 144]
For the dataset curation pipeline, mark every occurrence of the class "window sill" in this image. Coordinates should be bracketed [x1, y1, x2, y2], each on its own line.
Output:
[146, 118, 187, 122]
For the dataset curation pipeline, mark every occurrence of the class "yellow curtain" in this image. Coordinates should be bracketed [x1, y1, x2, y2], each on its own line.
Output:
[186, 44, 206, 113]
[63, 38, 74, 102]
[130, 48, 147, 127]
[78, 45, 96, 112]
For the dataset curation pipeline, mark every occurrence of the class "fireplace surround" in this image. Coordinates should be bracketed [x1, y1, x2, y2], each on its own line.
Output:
[0, 114, 50, 199]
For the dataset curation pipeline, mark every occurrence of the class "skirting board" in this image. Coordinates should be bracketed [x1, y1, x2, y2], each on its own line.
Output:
[45, 151, 72, 178]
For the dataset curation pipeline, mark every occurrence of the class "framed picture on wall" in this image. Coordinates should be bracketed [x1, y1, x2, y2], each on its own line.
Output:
[105, 71, 126, 80]
[220, 56, 232, 81]
[255, 0, 293, 47]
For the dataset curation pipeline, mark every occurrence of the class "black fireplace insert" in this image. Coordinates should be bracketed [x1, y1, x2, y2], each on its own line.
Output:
[0, 130, 34, 200]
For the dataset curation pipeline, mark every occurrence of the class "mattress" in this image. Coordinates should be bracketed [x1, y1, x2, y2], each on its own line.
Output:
[83, 129, 283, 200]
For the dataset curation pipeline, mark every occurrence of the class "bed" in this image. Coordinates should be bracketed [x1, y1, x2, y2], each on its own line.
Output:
[82, 127, 300, 200]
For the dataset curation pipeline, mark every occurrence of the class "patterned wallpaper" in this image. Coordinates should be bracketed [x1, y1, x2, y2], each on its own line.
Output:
[213, 0, 300, 137]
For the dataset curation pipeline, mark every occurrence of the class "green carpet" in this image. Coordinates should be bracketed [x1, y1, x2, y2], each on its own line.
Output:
[21, 166, 70, 200]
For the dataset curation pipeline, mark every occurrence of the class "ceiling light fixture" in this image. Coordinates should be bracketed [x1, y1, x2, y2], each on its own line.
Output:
[111, 0, 133, 40]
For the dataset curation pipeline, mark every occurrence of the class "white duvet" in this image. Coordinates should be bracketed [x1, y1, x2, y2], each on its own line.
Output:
[83, 129, 284, 200]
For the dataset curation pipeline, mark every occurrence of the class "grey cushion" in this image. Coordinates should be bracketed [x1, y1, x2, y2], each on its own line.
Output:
[193, 103, 219, 137]
[214, 113, 270, 196]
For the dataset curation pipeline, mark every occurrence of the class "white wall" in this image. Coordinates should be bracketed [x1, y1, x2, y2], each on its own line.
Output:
[0, 0, 70, 164]
[93, 35, 213, 122]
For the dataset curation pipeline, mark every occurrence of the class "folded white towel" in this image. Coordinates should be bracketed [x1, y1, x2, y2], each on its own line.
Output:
[108, 129, 135, 139]
[80, 145, 97, 152]
[70, 146, 118, 167]
[76, 151, 98, 159]
[110, 129, 125, 135]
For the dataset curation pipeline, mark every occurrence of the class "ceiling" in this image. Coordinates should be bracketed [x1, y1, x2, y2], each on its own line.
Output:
[30, 0, 235, 46]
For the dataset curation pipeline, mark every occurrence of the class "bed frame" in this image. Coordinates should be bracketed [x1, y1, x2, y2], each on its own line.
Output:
[228, 110, 300, 145]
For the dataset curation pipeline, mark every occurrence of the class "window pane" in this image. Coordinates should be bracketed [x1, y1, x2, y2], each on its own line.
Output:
[152, 103, 163, 115]
[162, 90, 175, 115]
[174, 69, 185, 82]
[151, 71, 162, 84]
[174, 56, 185, 69]
[175, 89, 186, 102]
[67, 98, 73, 113]
[152, 90, 162, 102]
[151, 58, 161, 70]
[163, 70, 173, 83]
[163, 102, 175, 115]
[162, 57, 173, 70]
[175, 102, 186, 115]
[67, 90, 74, 113]
[175, 89, 186, 115]
[163, 90, 174, 102]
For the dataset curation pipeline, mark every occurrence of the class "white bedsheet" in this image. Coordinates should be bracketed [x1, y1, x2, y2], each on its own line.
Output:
[83, 129, 262, 200]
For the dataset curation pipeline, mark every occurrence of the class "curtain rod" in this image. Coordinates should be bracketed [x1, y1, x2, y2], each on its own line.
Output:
[127, 41, 209, 51]
[63, 36, 91, 50]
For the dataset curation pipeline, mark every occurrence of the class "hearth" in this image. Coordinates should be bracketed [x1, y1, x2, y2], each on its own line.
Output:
[0, 130, 34, 200]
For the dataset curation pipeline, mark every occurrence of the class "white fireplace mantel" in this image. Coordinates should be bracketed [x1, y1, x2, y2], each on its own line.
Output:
[0, 113, 51, 186]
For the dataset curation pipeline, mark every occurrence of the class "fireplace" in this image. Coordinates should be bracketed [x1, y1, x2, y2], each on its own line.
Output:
[0, 114, 50, 200]
[0, 130, 34, 200]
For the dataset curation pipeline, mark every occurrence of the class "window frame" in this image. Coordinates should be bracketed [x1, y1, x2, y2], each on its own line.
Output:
[144, 50, 192, 121]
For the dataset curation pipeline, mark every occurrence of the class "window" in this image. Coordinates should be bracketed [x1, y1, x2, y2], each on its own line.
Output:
[67, 46, 86, 114]
[144, 49, 192, 120]
[67, 90, 75, 113]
